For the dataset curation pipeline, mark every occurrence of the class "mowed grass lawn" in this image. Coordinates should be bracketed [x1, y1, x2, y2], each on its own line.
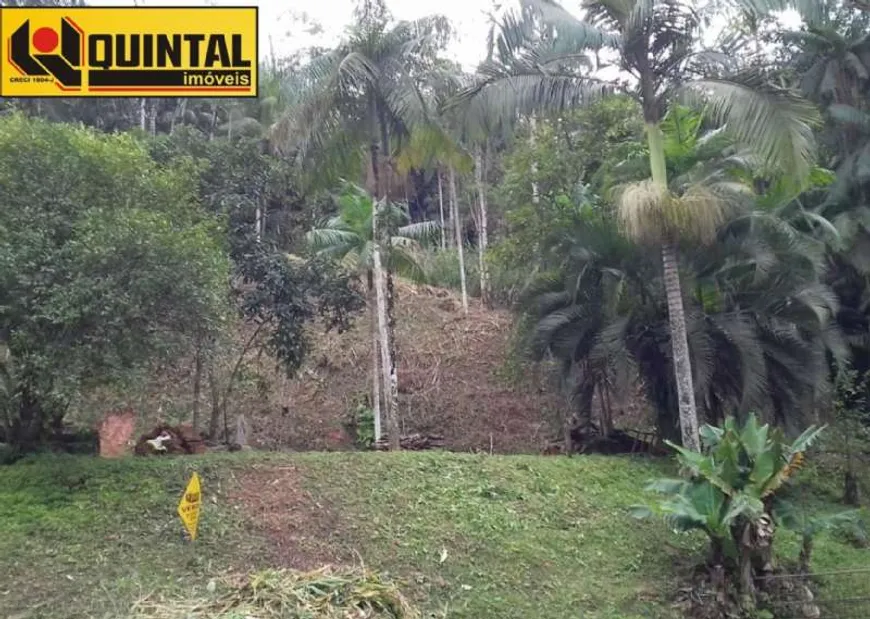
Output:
[0, 451, 866, 618]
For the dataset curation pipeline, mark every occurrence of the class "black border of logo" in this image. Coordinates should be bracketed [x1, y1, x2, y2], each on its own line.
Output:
[0, 5, 259, 99]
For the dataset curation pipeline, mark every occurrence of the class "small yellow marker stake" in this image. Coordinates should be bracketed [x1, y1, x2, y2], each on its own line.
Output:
[177, 472, 202, 541]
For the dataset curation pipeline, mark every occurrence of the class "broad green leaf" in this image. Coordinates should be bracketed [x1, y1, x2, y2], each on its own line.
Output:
[789, 424, 827, 455]
[700, 424, 724, 449]
[739, 413, 769, 458]
[749, 450, 777, 488]
[723, 492, 765, 526]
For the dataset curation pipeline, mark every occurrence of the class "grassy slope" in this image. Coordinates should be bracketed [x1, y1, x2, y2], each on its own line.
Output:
[0, 452, 866, 619]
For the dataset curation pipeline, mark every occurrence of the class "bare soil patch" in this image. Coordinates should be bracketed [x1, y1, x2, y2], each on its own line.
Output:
[227, 463, 353, 570]
[75, 281, 652, 454]
[252, 282, 567, 453]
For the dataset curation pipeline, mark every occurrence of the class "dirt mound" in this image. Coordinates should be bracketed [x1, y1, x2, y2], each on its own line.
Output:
[251, 282, 566, 454]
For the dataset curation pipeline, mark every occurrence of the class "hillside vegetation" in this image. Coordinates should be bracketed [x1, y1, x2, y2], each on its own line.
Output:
[1, 452, 866, 619]
[3, 1, 870, 618]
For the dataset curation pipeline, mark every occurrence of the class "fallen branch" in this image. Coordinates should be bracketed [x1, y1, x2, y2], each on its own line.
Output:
[374, 433, 445, 451]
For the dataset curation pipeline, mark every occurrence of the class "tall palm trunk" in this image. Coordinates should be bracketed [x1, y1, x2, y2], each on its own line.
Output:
[437, 169, 446, 250]
[475, 144, 491, 307]
[648, 122, 700, 451]
[209, 105, 218, 140]
[449, 165, 469, 314]
[379, 163, 400, 450]
[148, 100, 157, 136]
[170, 98, 186, 134]
[255, 198, 263, 243]
[372, 201, 399, 450]
[370, 136, 400, 451]
[367, 273, 382, 442]
[384, 270, 399, 446]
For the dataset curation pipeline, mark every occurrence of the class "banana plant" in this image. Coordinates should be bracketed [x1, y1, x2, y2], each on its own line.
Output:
[668, 414, 826, 503]
[632, 413, 827, 601]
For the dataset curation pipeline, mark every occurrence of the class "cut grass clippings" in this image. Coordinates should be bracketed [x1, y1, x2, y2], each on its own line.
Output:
[130, 566, 420, 618]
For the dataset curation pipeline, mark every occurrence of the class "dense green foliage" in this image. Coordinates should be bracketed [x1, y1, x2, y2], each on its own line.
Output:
[0, 0, 865, 456]
[0, 115, 229, 447]
[1, 1, 869, 614]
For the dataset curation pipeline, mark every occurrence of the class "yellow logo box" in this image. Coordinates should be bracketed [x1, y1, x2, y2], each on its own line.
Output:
[0, 6, 258, 97]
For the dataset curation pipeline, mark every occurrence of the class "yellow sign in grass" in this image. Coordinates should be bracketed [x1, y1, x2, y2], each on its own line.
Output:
[177, 472, 202, 541]
[0, 6, 257, 97]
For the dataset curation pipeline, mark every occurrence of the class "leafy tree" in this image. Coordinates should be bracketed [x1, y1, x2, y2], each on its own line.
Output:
[0, 114, 229, 449]
[209, 240, 364, 439]
[148, 128, 364, 439]
[456, 0, 821, 450]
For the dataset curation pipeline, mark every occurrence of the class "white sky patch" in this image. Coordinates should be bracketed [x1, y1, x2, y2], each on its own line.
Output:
[87, 0, 508, 71]
[86, 0, 805, 74]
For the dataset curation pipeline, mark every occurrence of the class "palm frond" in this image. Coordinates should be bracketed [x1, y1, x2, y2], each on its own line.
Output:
[452, 71, 612, 123]
[681, 73, 820, 184]
[518, 0, 620, 50]
[827, 104, 870, 131]
[397, 220, 442, 241]
[306, 227, 363, 255]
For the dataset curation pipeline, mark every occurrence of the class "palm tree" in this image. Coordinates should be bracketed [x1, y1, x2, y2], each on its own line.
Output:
[307, 183, 433, 445]
[394, 67, 476, 313]
[455, 0, 821, 449]
[524, 189, 845, 444]
[271, 2, 450, 450]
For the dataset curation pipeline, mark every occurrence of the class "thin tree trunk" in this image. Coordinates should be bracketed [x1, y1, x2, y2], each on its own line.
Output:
[371, 310, 383, 442]
[207, 367, 221, 440]
[210, 322, 265, 443]
[475, 144, 491, 307]
[601, 384, 614, 438]
[384, 269, 399, 450]
[255, 198, 262, 243]
[148, 100, 157, 135]
[209, 105, 218, 141]
[192, 340, 202, 432]
[661, 242, 700, 451]
[449, 165, 469, 314]
[438, 169, 446, 250]
[368, 275, 382, 442]
[170, 98, 186, 134]
[139, 98, 147, 131]
[376, 114, 401, 452]
[372, 203, 398, 450]
[530, 115, 539, 204]
[799, 536, 813, 574]
[366, 142, 384, 444]
[560, 362, 575, 456]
